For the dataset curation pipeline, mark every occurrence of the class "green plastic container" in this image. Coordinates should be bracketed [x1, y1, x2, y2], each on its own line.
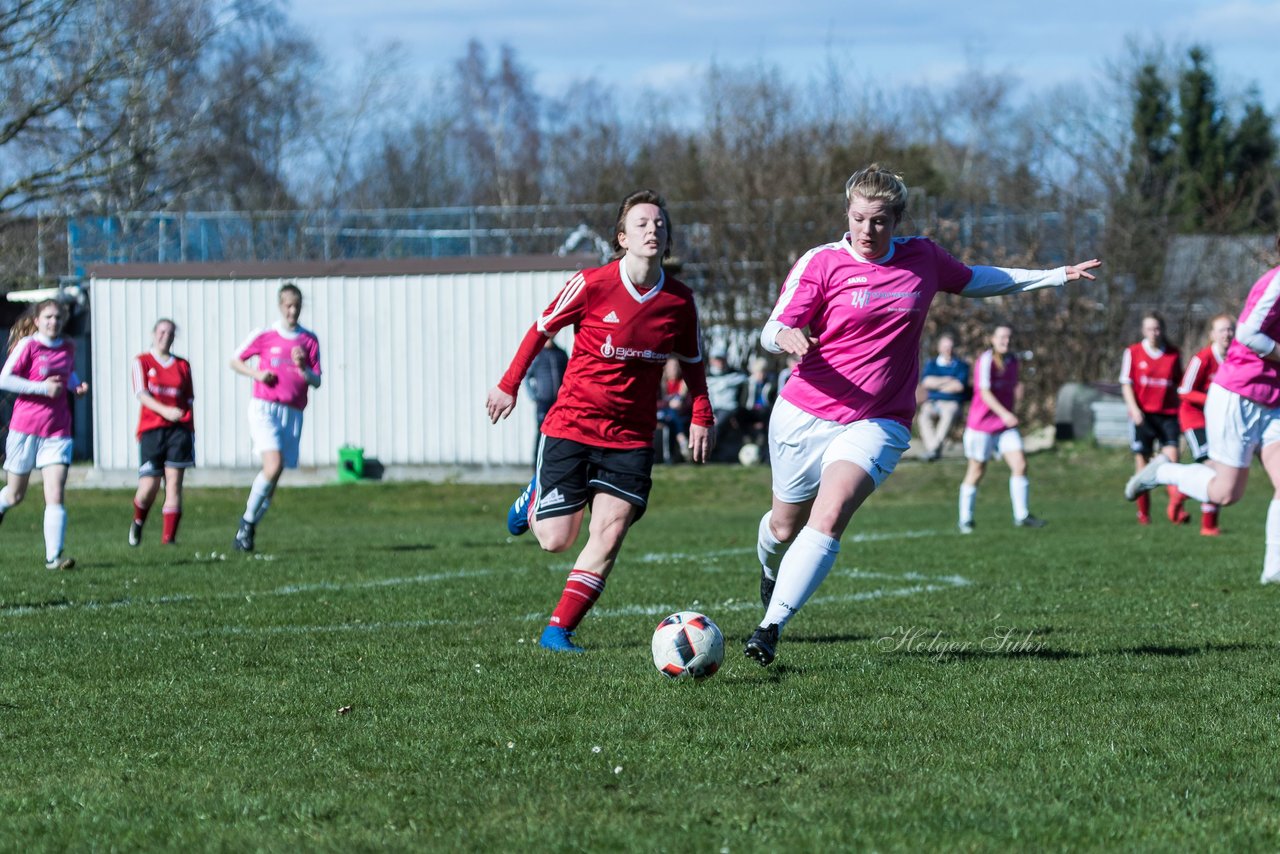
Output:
[337, 445, 365, 482]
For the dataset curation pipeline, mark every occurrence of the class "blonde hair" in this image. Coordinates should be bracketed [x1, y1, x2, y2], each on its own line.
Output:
[7, 309, 37, 355]
[845, 163, 909, 220]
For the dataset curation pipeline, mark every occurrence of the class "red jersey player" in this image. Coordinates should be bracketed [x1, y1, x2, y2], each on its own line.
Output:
[1120, 312, 1184, 525]
[1177, 313, 1235, 535]
[486, 189, 715, 653]
[129, 319, 195, 546]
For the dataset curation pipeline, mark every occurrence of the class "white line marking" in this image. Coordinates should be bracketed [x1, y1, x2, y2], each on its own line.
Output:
[0, 568, 505, 619]
[0, 535, 967, 640]
[635, 529, 944, 564]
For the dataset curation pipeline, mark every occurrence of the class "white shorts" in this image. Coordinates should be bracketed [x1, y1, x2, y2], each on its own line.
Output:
[1204, 383, 1280, 469]
[248, 399, 305, 469]
[962, 427, 1024, 462]
[4, 431, 73, 475]
[767, 397, 911, 503]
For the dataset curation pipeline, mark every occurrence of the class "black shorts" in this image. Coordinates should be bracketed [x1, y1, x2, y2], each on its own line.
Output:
[1129, 413, 1180, 456]
[139, 426, 195, 476]
[1184, 426, 1210, 462]
[534, 435, 655, 523]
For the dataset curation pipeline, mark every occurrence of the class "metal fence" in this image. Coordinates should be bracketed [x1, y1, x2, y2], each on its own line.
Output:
[65, 201, 1107, 274]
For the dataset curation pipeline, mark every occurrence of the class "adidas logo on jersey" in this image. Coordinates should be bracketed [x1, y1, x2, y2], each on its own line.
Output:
[602, 311, 620, 324]
[538, 487, 565, 508]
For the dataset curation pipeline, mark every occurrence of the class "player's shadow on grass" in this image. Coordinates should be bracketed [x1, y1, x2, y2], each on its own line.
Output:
[791, 632, 878, 646]
[381, 543, 437, 553]
[899, 647, 1086, 662]
[1109, 641, 1270, 657]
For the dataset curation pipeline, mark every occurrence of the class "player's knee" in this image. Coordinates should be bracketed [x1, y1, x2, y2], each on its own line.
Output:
[769, 515, 801, 543]
[534, 524, 576, 553]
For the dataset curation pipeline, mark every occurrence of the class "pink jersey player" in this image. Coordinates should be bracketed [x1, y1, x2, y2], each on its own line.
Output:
[229, 283, 322, 553]
[1126, 255, 1280, 582]
[744, 164, 1101, 668]
[966, 347, 1020, 434]
[236, 325, 321, 412]
[0, 300, 90, 571]
[958, 327, 1042, 535]
[4, 334, 79, 438]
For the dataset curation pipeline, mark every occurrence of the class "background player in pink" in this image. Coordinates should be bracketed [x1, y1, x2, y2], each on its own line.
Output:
[744, 164, 1101, 666]
[129, 318, 195, 546]
[957, 324, 1045, 533]
[1127, 240, 1280, 583]
[486, 189, 715, 654]
[1120, 313, 1185, 525]
[0, 300, 89, 570]
[229, 283, 322, 552]
[1177, 313, 1235, 536]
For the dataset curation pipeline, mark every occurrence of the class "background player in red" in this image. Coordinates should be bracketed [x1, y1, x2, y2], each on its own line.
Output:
[129, 318, 195, 546]
[1120, 313, 1185, 525]
[0, 300, 89, 570]
[1177, 313, 1235, 536]
[486, 189, 715, 654]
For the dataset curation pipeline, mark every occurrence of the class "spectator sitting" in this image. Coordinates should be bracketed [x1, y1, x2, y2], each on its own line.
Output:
[656, 356, 691, 462]
[742, 356, 776, 454]
[915, 332, 969, 460]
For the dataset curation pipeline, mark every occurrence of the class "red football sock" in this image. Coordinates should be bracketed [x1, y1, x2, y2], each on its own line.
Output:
[548, 570, 606, 631]
[1202, 507, 1219, 531]
[1166, 485, 1188, 523]
[161, 509, 182, 544]
[1137, 492, 1151, 520]
[133, 500, 151, 524]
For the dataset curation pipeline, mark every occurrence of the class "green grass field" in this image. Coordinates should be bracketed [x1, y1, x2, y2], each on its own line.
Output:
[3, 444, 1280, 851]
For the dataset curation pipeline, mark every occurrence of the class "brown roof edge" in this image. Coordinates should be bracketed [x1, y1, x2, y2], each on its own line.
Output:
[87, 254, 598, 280]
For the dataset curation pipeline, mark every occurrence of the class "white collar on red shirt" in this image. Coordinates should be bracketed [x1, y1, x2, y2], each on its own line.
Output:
[150, 349, 176, 367]
[618, 259, 665, 304]
[274, 321, 302, 339]
[1140, 340, 1166, 359]
[1212, 344, 1227, 363]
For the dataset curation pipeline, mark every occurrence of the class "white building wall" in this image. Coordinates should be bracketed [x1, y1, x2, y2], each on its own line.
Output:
[90, 266, 578, 471]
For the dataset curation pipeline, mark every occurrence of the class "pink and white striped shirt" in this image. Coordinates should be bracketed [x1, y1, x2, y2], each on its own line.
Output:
[966, 349, 1019, 434]
[1214, 265, 1280, 408]
[0, 335, 79, 438]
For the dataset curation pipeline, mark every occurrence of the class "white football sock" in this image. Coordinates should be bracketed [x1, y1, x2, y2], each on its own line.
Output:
[1156, 462, 1213, 503]
[244, 472, 275, 524]
[44, 504, 66, 562]
[761, 526, 840, 631]
[1202, 502, 1217, 513]
[959, 483, 977, 525]
[756, 511, 789, 581]
[1010, 475, 1030, 521]
[1263, 500, 1280, 583]
[0, 486, 13, 513]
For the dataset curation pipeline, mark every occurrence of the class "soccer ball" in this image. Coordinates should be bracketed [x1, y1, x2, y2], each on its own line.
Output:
[651, 611, 724, 679]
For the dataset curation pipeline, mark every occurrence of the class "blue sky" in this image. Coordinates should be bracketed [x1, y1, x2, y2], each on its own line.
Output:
[292, 0, 1280, 113]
